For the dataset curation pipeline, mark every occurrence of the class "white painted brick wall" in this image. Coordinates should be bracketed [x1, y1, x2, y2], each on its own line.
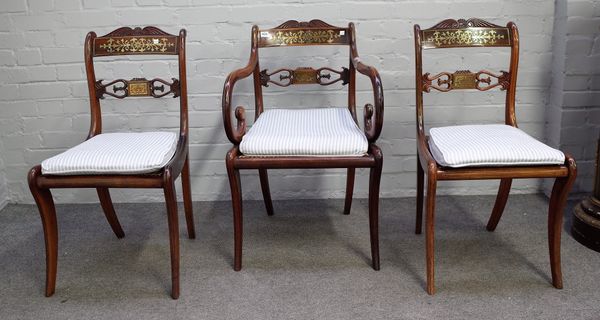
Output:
[546, 0, 600, 194]
[0, 1, 569, 204]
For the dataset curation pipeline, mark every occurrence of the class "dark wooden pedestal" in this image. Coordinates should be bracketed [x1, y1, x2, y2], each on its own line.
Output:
[571, 138, 600, 252]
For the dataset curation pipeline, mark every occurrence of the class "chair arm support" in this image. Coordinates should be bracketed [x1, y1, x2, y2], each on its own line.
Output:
[353, 57, 384, 143]
[222, 65, 255, 145]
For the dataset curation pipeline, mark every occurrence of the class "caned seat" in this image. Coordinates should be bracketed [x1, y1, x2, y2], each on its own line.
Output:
[239, 108, 368, 156]
[41, 132, 179, 175]
[428, 124, 565, 168]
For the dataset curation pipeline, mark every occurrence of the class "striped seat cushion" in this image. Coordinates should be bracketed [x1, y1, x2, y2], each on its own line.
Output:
[41, 132, 178, 175]
[239, 108, 368, 156]
[428, 124, 565, 168]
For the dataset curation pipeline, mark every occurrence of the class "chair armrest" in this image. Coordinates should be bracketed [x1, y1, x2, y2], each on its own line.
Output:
[222, 27, 259, 145]
[350, 39, 384, 143]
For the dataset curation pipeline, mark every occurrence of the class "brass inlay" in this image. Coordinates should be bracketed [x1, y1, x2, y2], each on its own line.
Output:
[292, 68, 318, 84]
[99, 37, 175, 54]
[452, 71, 477, 90]
[128, 80, 150, 96]
[269, 29, 342, 45]
[423, 28, 509, 48]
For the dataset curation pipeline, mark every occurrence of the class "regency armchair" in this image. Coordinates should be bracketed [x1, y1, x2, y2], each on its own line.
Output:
[222, 20, 384, 271]
[414, 18, 577, 294]
[27, 26, 194, 299]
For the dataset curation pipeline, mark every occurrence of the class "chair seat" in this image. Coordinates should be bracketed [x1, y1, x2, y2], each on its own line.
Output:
[428, 124, 565, 168]
[41, 132, 178, 175]
[239, 108, 368, 156]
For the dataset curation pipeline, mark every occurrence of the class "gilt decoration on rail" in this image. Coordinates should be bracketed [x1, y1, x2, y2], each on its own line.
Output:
[422, 70, 510, 92]
[95, 77, 180, 98]
[260, 67, 350, 87]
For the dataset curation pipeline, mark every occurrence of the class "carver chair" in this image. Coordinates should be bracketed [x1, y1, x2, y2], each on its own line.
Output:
[414, 18, 577, 294]
[27, 26, 194, 299]
[222, 20, 384, 271]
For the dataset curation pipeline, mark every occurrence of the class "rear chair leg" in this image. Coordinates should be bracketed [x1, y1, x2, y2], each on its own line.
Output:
[258, 169, 274, 216]
[182, 156, 196, 239]
[97, 187, 125, 238]
[343, 168, 355, 215]
[28, 165, 58, 297]
[486, 178, 512, 231]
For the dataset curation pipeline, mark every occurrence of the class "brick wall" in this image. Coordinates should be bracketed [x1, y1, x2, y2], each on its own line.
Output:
[0, 140, 7, 210]
[546, 0, 600, 195]
[0, 1, 564, 204]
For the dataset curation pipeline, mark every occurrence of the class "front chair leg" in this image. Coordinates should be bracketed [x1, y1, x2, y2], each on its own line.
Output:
[226, 153, 243, 271]
[258, 169, 274, 216]
[28, 166, 58, 297]
[548, 156, 577, 289]
[425, 168, 438, 295]
[96, 188, 125, 238]
[486, 178, 512, 231]
[163, 171, 180, 299]
[343, 168, 355, 215]
[181, 156, 196, 239]
[368, 146, 383, 270]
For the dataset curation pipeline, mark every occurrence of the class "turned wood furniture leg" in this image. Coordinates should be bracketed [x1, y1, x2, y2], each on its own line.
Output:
[368, 146, 383, 270]
[416, 157, 424, 234]
[226, 154, 243, 271]
[548, 156, 577, 289]
[28, 166, 58, 297]
[258, 169, 274, 216]
[96, 188, 125, 238]
[486, 178, 512, 231]
[343, 168, 355, 215]
[425, 168, 438, 295]
[163, 171, 180, 299]
[181, 156, 196, 239]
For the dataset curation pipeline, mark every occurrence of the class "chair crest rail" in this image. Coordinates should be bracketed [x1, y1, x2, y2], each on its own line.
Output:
[93, 27, 178, 56]
[258, 19, 349, 47]
[421, 18, 510, 49]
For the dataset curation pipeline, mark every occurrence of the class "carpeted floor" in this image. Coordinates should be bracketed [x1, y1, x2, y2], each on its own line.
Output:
[0, 195, 599, 319]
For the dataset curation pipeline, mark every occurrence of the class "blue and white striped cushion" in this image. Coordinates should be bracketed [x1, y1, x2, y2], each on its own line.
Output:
[41, 132, 178, 175]
[428, 124, 565, 168]
[239, 108, 368, 156]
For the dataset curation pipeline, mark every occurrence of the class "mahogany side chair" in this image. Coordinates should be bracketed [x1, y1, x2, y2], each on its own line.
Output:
[27, 26, 195, 299]
[222, 20, 384, 271]
[414, 18, 577, 294]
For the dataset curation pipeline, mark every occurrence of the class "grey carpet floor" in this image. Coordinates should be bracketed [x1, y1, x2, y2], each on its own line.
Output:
[0, 195, 599, 320]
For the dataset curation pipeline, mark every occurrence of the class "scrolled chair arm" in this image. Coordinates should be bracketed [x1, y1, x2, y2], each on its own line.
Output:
[222, 25, 259, 145]
[349, 23, 384, 143]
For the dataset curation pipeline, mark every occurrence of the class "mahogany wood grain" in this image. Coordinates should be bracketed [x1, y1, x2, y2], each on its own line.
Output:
[222, 20, 383, 270]
[28, 26, 194, 299]
[414, 19, 578, 294]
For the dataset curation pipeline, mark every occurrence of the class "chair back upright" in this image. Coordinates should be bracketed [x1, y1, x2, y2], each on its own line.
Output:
[84, 26, 188, 140]
[414, 18, 519, 136]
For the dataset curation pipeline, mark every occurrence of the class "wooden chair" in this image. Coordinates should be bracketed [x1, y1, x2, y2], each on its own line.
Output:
[414, 18, 577, 294]
[222, 20, 384, 271]
[27, 26, 194, 299]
